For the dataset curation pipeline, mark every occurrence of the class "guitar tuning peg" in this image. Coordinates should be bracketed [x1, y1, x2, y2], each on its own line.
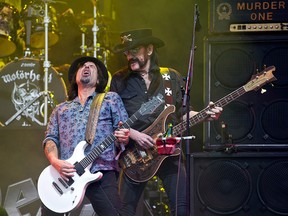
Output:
[263, 64, 267, 69]
[261, 88, 267, 94]
[270, 83, 274, 87]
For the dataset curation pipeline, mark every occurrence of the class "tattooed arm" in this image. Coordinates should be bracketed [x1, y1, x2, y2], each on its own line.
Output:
[44, 140, 76, 181]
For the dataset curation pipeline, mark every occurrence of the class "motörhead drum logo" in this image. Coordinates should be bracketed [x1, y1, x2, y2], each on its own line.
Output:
[0, 58, 67, 127]
[12, 82, 41, 123]
[2, 63, 52, 83]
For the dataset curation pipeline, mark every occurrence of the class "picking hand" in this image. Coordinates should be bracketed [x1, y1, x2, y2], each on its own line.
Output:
[130, 128, 154, 149]
[52, 159, 76, 181]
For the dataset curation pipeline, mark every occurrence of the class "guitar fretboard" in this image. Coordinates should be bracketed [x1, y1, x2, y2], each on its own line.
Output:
[172, 86, 246, 136]
[80, 113, 140, 169]
[78, 94, 164, 169]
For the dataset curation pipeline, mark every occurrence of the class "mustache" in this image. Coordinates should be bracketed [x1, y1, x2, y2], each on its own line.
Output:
[128, 58, 141, 66]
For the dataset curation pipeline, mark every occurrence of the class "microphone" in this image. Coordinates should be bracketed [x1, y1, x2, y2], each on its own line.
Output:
[156, 136, 195, 155]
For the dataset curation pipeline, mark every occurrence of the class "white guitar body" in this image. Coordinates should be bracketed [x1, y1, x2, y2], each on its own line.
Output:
[37, 141, 103, 213]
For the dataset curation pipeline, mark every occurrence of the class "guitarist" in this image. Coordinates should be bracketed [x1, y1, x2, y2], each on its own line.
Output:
[41, 57, 130, 216]
[110, 28, 223, 216]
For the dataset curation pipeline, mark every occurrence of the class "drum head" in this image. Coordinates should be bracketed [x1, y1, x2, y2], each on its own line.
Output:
[0, 58, 67, 127]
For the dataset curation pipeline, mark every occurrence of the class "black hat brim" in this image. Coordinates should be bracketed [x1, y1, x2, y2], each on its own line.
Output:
[68, 56, 108, 84]
[113, 36, 165, 53]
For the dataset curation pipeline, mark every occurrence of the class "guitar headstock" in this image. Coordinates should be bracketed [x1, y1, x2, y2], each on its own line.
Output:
[243, 66, 277, 92]
[139, 93, 164, 116]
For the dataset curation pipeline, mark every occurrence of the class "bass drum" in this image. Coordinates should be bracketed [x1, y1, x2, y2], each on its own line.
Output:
[0, 58, 67, 127]
[0, 2, 20, 57]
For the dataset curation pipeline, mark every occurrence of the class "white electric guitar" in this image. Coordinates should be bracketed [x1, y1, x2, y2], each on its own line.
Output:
[37, 94, 164, 213]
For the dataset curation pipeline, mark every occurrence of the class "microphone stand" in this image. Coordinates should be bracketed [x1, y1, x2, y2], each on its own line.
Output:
[182, 4, 200, 215]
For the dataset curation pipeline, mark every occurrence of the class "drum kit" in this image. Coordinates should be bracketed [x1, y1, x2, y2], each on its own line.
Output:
[0, 0, 113, 127]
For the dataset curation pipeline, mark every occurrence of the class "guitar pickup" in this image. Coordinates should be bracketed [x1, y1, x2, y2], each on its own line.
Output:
[58, 178, 68, 188]
[52, 182, 63, 195]
[66, 177, 74, 186]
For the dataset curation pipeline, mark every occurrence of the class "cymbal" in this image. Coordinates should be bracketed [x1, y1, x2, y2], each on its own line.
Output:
[0, 37, 17, 57]
[40, 0, 67, 5]
[54, 63, 70, 72]
[30, 32, 59, 49]
[75, 13, 113, 26]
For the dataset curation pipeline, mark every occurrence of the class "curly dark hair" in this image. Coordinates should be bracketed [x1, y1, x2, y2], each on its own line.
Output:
[67, 62, 107, 101]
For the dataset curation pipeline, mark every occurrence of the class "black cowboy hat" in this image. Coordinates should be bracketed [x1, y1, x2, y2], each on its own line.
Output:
[113, 28, 165, 53]
[68, 56, 108, 84]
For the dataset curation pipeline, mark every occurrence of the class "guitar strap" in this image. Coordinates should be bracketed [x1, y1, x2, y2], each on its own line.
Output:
[85, 92, 106, 145]
[160, 67, 173, 106]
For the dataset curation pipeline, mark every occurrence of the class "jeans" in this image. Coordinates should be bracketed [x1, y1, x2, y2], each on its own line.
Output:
[119, 156, 188, 216]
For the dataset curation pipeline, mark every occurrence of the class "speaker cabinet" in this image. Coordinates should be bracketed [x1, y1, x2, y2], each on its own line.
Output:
[190, 152, 288, 216]
[204, 35, 288, 150]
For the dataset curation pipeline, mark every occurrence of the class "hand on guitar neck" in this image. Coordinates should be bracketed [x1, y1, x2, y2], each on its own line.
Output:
[205, 101, 223, 121]
[182, 102, 223, 122]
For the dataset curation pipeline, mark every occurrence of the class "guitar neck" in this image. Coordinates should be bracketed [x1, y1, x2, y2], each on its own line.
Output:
[79, 112, 141, 168]
[76, 93, 164, 169]
[172, 86, 246, 136]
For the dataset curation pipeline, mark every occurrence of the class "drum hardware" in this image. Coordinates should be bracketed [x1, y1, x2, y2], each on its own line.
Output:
[3, 0, 64, 126]
[21, 0, 65, 49]
[0, 1, 69, 127]
[42, 0, 52, 125]
[77, 0, 100, 59]
[91, 0, 99, 58]
[33, 0, 66, 125]
[22, 2, 33, 56]
[40, 91, 56, 117]
[77, 2, 112, 67]
[80, 23, 88, 55]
